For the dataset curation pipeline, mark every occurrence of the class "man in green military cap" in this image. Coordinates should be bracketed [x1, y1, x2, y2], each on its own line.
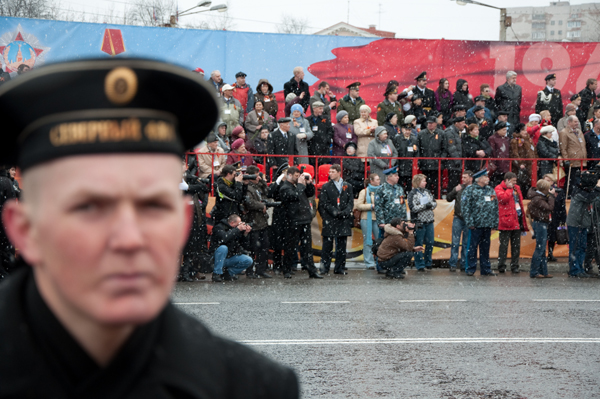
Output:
[337, 81, 365, 124]
[0, 59, 298, 398]
[377, 83, 404, 127]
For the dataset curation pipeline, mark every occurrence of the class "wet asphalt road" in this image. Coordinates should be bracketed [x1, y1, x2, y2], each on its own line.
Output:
[172, 267, 600, 398]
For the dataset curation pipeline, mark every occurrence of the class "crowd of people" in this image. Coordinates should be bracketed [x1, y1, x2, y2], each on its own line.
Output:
[194, 69, 600, 199]
[174, 68, 600, 282]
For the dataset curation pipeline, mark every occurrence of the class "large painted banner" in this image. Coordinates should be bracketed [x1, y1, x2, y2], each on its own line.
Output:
[1, 17, 600, 122]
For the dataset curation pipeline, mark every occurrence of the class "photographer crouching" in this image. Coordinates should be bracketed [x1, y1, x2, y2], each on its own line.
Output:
[243, 165, 277, 279]
[566, 168, 600, 278]
[377, 218, 424, 279]
[211, 214, 253, 282]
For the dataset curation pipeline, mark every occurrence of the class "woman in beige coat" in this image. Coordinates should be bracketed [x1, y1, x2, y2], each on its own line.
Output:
[354, 105, 378, 157]
[355, 173, 381, 270]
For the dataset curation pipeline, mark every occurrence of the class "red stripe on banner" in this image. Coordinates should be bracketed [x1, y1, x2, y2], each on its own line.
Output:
[109, 29, 125, 55]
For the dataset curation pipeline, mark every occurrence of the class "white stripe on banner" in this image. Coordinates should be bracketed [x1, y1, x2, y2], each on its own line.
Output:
[533, 299, 600, 302]
[174, 302, 220, 305]
[239, 338, 600, 346]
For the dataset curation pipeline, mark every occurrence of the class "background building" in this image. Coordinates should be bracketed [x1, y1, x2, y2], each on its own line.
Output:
[507, 1, 600, 42]
[314, 22, 395, 38]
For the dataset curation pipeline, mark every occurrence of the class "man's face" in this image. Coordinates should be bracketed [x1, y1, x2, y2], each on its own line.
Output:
[456, 121, 466, 131]
[12, 154, 190, 326]
[9, 167, 16, 179]
[279, 122, 290, 132]
[208, 140, 218, 151]
[319, 85, 329, 94]
[260, 129, 270, 140]
[387, 173, 399, 185]
[389, 93, 399, 103]
[507, 75, 517, 85]
[547, 78, 556, 88]
[236, 76, 245, 86]
[328, 168, 341, 181]
[417, 78, 427, 88]
[497, 128, 507, 137]
[223, 89, 232, 98]
[498, 114, 507, 122]
[313, 107, 324, 116]
[427, 122, 437, 131]
[478, 175, 490, 186]
[350, 88, 359, 99]
[218, 126, 227, 136]
[462, 174, 472, 185]
[228, 216, 242, 228]
[213, 72, 222, 83]
[566, 108, 576, 116]
[568, 118, 579, 129]
[594, 122, 600, 134]
[295, 69, 305, 80]
[475, 109, 485, 119]
[289, 172, 300, 184]
[590, 80, 598, 91]
[456, 110, 466, 118]
[543, 176, 554, 184]
[506, 178, 517, 188]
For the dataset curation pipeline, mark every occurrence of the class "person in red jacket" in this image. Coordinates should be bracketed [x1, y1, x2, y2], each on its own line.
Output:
[495, 172, 529, 273]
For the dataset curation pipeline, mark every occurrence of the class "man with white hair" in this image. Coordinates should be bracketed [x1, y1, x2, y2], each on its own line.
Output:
[0, 59, 298, 397]
[495, 71, 522, 127]
[283, 66, 310, 111]
[559, 115, 587, 193]
[208, 69, 224, 95]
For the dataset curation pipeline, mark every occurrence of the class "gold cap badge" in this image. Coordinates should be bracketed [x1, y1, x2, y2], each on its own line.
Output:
[105, 67, 138, 105]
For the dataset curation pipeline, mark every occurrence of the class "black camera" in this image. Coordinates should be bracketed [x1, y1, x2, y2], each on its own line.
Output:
[577, 165, 600, 191]
[199, 178, 211, 185]
[401, 219, 423, 230]
[242, 174, 258, 180]
[261, 200, 282, 208]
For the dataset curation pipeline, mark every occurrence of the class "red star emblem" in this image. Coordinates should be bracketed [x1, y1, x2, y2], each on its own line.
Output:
[0, 31, 46, 73]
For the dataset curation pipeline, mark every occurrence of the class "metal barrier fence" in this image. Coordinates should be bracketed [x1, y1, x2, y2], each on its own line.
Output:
[186, 152, 599, 199]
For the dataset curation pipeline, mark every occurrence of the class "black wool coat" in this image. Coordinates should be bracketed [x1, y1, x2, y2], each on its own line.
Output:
[317, 180, 354, 237]
[393, 134, 418, 176]
[0, 268, 299, 399]
[267, 129, 297, 168]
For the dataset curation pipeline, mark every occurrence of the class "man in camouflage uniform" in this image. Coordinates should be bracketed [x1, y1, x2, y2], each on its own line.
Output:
[337, 82, 365, 124]
[375, 166, 408, 234]
[461, 169, 499, 276]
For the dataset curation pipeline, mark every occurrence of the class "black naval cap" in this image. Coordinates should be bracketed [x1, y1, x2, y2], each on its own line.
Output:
[570, 93, 581, 102]
[453, 116, 466, 123]
[495, 121, 507, 131]
[0, 58, 219, 171]
[453, 104, 466, 112]
[415, 71, 427, 81]
[472, 105, 484, 112]
[235, 71, 247, 78]
[278, 117, 292, 124]
[545, 73, 556, 81]
[346, 82, 361, 90]
[497, 110, 509, 116]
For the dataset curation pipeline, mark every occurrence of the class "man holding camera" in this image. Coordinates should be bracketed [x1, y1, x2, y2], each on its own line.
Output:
[566, 172, 600, 278]
[317, 164, 353, 275]
[211, 164, 246, 222]
[244, 165, 273, 279]
[279, 166, 323, 279]
[211, 214, 254, 282]
[180, 163, 211, 281]
[377, 218, 424, 279]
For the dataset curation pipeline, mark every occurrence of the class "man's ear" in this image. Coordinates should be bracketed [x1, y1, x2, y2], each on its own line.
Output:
[2, 200, 42, 266]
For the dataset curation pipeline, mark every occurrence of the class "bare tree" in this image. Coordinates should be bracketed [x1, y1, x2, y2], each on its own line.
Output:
[182, 13, 235, 31]
[584, 4, 600, 42]
[0, 0, 58, 19]
[277, 14, 310, 35]
[126, 0, 178, 27]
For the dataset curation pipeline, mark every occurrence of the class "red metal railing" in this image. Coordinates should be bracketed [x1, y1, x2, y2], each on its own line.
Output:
[187, 152, 598, 199]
